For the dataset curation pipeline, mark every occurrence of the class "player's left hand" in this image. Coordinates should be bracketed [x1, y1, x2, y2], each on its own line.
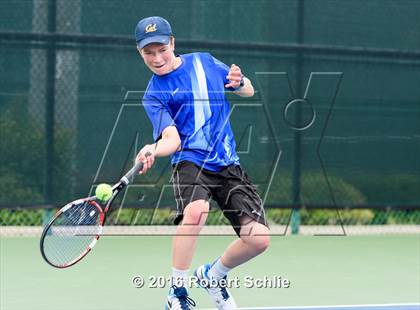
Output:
[225, 64, 243, 89]
[136, 144, 156, 174]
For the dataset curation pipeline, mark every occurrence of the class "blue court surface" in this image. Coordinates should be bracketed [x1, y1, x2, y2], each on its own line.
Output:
[229, 304, 420, 310]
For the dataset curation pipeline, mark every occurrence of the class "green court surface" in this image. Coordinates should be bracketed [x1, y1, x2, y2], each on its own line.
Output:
[1, 235, 419, 310]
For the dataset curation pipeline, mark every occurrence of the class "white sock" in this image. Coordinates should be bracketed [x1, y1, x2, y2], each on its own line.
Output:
[171, 267, 189, 287]
[208, 258, 231, 280]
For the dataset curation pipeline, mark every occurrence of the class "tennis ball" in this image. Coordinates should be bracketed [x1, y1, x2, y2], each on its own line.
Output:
[95, 183, 113, 202]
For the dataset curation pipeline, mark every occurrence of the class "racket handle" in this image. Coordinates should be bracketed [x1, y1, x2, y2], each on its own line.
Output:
[120, 152, 151, 185]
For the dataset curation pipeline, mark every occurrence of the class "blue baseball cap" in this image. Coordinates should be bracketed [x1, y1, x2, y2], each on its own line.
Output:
[135, 16, 172, 49]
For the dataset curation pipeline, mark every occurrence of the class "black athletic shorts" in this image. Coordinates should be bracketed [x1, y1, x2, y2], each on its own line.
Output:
[171, 161, 268, 237]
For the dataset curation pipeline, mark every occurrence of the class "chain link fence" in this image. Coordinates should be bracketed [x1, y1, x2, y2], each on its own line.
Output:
[1, 0, 419, 235]
[1, 206, 419, 236]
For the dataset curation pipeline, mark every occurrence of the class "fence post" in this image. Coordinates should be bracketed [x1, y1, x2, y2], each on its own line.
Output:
[291, 0, 305, 235]
[45, 0, 56, 211]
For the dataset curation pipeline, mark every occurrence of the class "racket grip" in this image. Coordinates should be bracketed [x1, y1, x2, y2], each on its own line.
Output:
[120, 152, 151, 185]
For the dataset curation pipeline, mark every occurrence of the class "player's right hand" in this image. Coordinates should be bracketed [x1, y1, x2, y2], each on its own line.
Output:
[136, 145, 156, 174]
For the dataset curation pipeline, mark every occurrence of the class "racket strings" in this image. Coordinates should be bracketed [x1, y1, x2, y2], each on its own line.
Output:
[42, 201, 102, 267]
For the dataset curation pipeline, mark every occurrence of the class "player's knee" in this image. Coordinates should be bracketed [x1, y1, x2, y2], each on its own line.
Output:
[182, 200, 209, 226]
[255, 233, 270, 253]
[241, 225, 270, 254]
[250, 229, 270, 254]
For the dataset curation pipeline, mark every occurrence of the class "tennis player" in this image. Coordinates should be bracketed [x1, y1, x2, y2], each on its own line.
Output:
[134, 16, 270, 310]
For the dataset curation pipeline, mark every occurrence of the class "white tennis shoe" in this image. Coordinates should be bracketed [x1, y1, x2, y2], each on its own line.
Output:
[194, 264, 237, 309]
[166, 285, 196, 310]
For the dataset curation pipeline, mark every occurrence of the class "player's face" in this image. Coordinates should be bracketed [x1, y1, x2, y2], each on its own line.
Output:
[139, 39, 177, 75]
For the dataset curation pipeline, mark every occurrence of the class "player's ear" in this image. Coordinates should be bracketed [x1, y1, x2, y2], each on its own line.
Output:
[170, 36, 175, 51]
[138, 47, 145, 58]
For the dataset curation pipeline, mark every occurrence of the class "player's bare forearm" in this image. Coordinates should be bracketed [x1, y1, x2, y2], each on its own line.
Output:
[136, 126, 180, 173]
[153, 125, 181, 157]
[234, 77, 254, 97]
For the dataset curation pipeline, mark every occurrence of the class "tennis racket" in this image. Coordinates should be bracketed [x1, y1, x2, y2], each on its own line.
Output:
[40, 160, 144, 268]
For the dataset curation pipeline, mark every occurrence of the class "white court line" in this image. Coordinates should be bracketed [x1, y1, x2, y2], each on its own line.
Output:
[200, 303, 420, 310]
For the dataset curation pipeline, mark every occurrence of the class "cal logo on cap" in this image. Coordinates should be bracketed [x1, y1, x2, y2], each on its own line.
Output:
[145, 23, 157, 33]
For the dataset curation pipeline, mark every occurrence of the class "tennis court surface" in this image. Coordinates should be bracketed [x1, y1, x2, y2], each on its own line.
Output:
[1, 235, 419, 310]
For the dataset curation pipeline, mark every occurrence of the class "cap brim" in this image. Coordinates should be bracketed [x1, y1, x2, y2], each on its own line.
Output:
[137, 35, 170, 49]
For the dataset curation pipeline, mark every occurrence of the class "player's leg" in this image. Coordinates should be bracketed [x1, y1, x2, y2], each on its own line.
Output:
[218, 215, 270, 268]
[173, 199, 209, 270]
[194, 216, 269, 309]
[167, 200, 209, 310]
[167, 162, 212, 309]
[213, 165, 270, 270]
[194, 165, 269, 309]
